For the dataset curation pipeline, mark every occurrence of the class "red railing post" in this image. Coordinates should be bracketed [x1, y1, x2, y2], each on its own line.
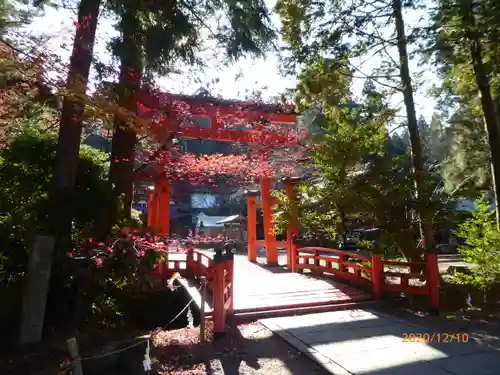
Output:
[338, 254, 347, 273]
[199, 276, 207, 343]
[427, 252, 440, 314]
[285, 180, 299, 271]
[371, 255, 383, 300]
[225, 249, 234, 314]
[313, 249, 323, 276]
[291, 235, 298, 273]
[186, 246, 194, 277]
[212, 251, 226, 341]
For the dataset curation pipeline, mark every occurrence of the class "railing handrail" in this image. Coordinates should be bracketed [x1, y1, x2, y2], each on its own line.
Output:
[192, 249, 214, 264]
[296, 247, 372, 262]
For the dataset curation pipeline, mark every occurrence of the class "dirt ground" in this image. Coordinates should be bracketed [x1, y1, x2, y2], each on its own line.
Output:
[2, 304, 499, 375]
[0, 320, 328, 375]
[152, 320, 328, 375]
[151, 306, 500, 374]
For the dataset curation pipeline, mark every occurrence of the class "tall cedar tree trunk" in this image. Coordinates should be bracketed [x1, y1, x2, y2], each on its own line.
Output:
[39, 0, 101, 328]
[392, 0, 434, 263]
[50, 0, 101, 253]
[106, 8, 142, 233]
[461, 0, 500, 230]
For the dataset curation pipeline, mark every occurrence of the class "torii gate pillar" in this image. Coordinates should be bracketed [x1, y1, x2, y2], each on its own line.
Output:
[155, 179, 171, 237]
[260, 176, 278, 265]
[247, 194, 257, 261]
[147, 190, 158, 229]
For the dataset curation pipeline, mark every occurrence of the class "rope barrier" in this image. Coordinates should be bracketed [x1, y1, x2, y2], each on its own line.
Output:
[78, 284, 203, 362]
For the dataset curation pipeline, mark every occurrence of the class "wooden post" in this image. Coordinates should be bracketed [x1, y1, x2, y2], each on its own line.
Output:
[200, 276, 206, 343]
[212, 253, 226, 341]
[312, 249, 323, 276]
[247, 195, 257, 261]
[371, 255, 383, 300]
[291, 235, 298, 273]
[156, 179, 171, 237]
[66, 337, 84, 375]
[186, 246, 194, 278]
[225, 251, 234, 314]
[19, 235, 55, 345]
[260, 177, 278, 265]
[285, 181, 299, 270]
[337, 254, 344, 273]
[427, 252, 440, 315]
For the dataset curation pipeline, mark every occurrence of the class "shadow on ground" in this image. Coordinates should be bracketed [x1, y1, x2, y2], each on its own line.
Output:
[152, 318, 328, 375]
[260, 308, 500, 375]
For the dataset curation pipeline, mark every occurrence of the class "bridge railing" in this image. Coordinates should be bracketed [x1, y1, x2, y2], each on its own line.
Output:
[155, 251, 189, 277]
[212, 253, 234, 340]
[294, 247, 439, 310]
[378, 259, 428, 295]
[377, 254, 439, 310]
[189, 250, 214, 280]
[295, 247, 373, 288]
[169, 248, 233, 340]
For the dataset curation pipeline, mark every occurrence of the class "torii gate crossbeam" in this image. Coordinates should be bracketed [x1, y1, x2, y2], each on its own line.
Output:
[141, 93, 302, 266]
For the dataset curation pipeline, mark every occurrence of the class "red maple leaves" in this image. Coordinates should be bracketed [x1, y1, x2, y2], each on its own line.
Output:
[131, 89, 310, 185]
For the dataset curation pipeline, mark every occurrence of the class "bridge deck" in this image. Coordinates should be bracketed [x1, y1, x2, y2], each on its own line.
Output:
[233, 255, 372, 314]
[181, 250, 373, 319]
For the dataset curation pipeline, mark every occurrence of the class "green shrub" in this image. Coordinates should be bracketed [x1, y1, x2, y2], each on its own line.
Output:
[0, 120, 109, 284]
[455, 197, 500, 303]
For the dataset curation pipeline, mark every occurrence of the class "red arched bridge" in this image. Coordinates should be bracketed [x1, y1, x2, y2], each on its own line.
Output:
[140, 93, 439, 341]
[156, 241, 439, 341]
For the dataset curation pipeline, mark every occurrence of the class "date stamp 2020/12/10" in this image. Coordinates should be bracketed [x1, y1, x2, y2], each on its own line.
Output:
[402, 333, 469, 343]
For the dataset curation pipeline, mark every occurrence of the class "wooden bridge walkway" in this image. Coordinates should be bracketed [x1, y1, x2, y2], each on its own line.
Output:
[165, 245, 439, 339]
[180, 253, 373, 321]
[230, 254, 373, 318]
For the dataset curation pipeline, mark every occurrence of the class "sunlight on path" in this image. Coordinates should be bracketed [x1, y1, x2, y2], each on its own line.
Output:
[232, 255, 372, 312]
[261, 309, 500, 375]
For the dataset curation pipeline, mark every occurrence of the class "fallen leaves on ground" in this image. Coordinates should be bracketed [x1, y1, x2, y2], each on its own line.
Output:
[150, 320, 327, 375]
[1, 320, 326, 375]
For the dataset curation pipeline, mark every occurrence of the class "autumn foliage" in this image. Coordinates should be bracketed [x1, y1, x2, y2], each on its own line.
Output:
[0, 42, 59, 145]
[128, 89, 309, 186]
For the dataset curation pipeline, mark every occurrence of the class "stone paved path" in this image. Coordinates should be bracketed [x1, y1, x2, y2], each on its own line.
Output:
[260, 309, 500, 375]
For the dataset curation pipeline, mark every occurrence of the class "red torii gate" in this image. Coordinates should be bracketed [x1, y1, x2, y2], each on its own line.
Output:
[140, 92, 302, 266]
[132, 92, 440, 339]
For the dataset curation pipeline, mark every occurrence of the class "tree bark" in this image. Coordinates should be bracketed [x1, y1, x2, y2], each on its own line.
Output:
[392, 0, 434, 259]
[373, 201, 422, 262]
[460, 0, 500, 230]
[49, 0, 101, 250]
[38, 0, 101, 336]
[106, 7, 142, 231]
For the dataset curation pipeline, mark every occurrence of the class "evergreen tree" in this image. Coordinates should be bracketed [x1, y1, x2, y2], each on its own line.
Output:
[277, 0, 433, 256]
[104, 0, 277, 229]
[429, 0, 500, 226]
